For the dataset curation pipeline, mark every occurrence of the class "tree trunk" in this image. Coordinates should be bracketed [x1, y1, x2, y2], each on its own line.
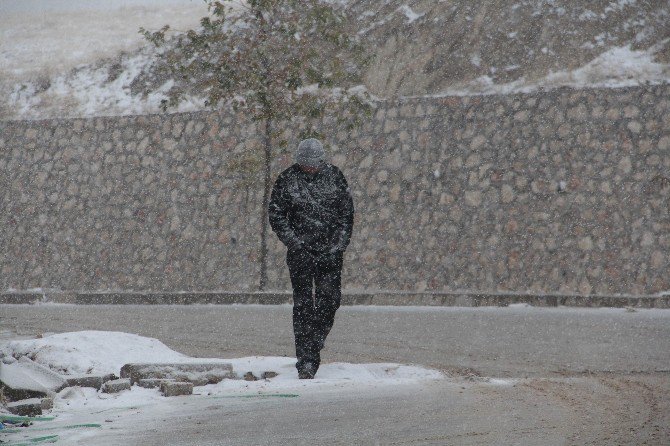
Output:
[259, 117, 272, 291]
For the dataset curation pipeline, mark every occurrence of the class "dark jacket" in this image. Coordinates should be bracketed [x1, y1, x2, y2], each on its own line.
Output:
[269, 163, 354, 254]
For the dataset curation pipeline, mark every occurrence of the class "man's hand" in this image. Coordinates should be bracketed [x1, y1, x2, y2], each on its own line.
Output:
[287, 237, 304, 252]
[327, 246, 343, 255]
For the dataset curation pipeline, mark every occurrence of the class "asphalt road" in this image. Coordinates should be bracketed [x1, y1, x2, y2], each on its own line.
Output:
[2, 304, 669, 445]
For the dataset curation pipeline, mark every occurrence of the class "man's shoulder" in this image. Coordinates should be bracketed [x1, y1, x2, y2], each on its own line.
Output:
[276, 164, 300, 180]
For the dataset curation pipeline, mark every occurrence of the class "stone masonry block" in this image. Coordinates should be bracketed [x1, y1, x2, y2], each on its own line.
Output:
[160, 381, 193, 397]
[137, 378, 176, 389]
[66, 373, 116, 390]
[121, 363, 235, 386]
[41, 397, 54, 410]
[7, 398, 43, 417]
[102, 378, 131, 393]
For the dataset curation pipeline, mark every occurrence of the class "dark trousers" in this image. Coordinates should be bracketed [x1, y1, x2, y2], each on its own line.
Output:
[286, 248, 343, 372]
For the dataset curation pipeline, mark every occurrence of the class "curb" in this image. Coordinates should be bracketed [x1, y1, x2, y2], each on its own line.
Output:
[1, 291, 669, 308]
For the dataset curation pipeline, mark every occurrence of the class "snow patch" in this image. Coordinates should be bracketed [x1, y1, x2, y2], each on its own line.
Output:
[4, 46, 205, 119]
[485, 378, 518, 386]
[470, 53, 482, 67]
[0, 331, 188, 375]
[0, 331, 443, 386]
[432, 42, 670, 97]
[398, 5, 425, 24]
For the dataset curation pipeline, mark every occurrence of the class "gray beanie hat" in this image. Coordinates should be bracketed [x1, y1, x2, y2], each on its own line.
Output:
[295, 138, 326, 168]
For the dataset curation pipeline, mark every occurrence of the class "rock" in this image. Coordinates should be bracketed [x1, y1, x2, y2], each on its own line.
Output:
[101, 378, 131, 393]
[640, 232, 654, 247]
[513, 110, 529, 122]
[388, 184, 401, 202]
[120, 363, 235, 386]
[401, 166, 419, 181]
[618, 156, 632, 174]
[243, 372, 258, 382]
[7, 398, 43, 417]
[470, 135, 486, 150]
[623, 105, 640, 118]
[567, 104, 588, 121]
[160, 381, 193, 397]
[501, 185, 515, 203]
[650, 251, 664, 269]
[578, 237, 593, 251]
[659, 135, 670, 151]
[41, 397, 54, 410]
[66, 373, 116, 390]
[137, 378, 176, 389]
[464, 190, 482, 207]
[358, 154, 373, 169]
[261, 371, 279, 380]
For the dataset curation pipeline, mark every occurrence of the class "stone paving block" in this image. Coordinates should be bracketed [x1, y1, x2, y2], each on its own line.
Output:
[66, 373, 116, 389]
[101, 378, 131, 393]
[160, 381, 193, 397]
[243, 372, 258, 381]
[121, 363, 235, 386]
[137, 378, 175, 389]
[40, 397, 54, 410]
[7, 398, 43, 417]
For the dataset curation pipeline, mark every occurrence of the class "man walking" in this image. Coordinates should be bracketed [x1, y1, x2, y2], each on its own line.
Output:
[269, 138, 354, 379]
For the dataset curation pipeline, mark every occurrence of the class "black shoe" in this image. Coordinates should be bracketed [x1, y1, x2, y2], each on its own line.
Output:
[298, 370, 313, 379]
[298, 363, 317, 379]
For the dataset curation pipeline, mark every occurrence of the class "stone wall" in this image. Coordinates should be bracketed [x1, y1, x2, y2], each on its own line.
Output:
[1, 85, 669, 295]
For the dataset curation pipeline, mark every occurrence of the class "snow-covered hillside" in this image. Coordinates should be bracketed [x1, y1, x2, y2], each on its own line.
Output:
[1, 0, 669, 120]
[0, 0, 208, 80]
[0, 0, 208, 119]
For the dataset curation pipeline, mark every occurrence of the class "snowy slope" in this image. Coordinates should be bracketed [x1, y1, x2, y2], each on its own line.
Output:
[0, 0, 668, 120]
[355, 0, 670, 96]
[0, 0, 209, 119]
[0, 0, 208, 80]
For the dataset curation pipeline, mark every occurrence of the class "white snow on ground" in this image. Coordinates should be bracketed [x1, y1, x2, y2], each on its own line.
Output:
[398, 5, 425, 23]
[0, 330, 443, 444]
[0, 331, 188, 375]
[7, 47, 205, 119]
[434, 42, 670, 97]
[0, 331, 442, 383]
[4, 40, 669, 119]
